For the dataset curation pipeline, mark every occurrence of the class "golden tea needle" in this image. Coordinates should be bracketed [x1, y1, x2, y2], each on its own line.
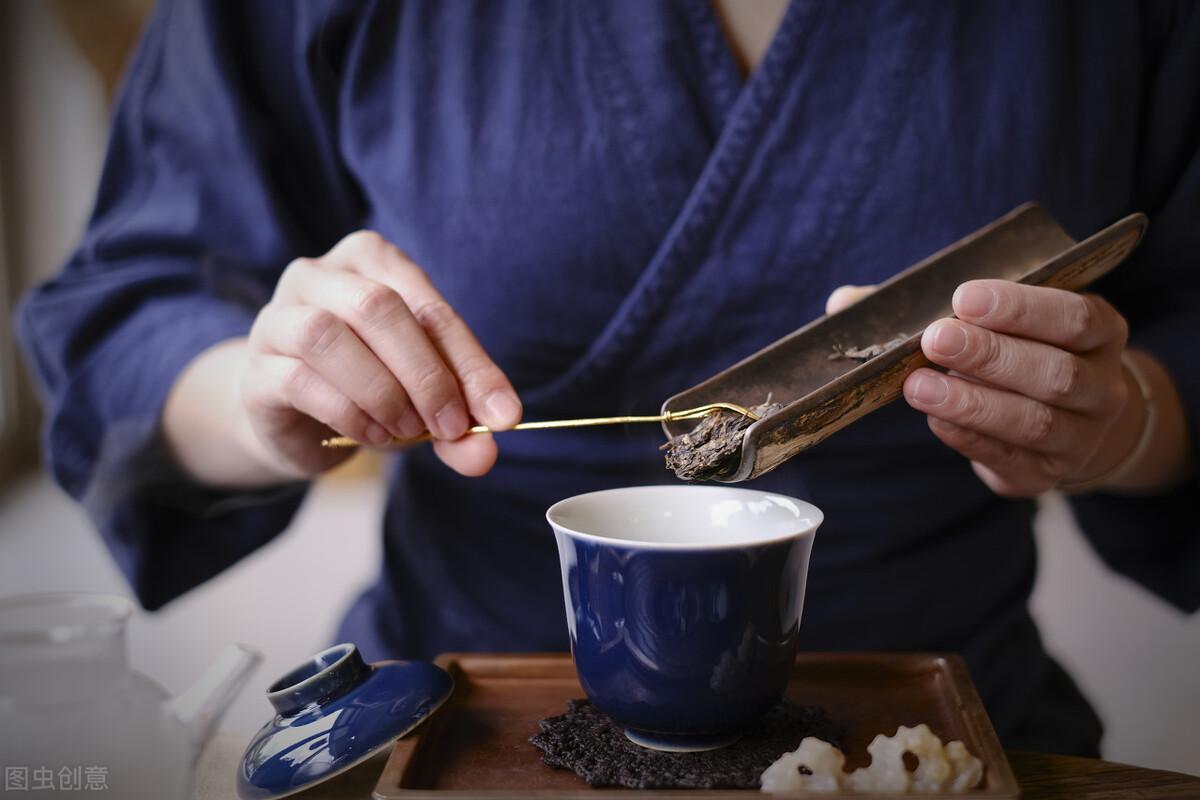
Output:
[320, 402, 760, 449]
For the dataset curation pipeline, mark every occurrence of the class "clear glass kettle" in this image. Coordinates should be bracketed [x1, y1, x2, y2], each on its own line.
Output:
[0, 593, 259, 800]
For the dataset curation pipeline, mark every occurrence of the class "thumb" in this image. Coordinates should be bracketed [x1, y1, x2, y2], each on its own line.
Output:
[825, 284, 878, 315]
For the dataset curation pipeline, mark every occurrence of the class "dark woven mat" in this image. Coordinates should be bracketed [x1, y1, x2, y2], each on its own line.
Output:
[529, 699, 843, 789]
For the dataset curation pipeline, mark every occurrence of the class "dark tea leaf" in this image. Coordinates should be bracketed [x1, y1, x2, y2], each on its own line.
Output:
[828, 333, 911, 362]
[662, 402, 782, 481]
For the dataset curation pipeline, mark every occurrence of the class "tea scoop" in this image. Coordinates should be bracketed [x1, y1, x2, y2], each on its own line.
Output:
[660, 203, 1148, 482]
[320, 402, 762, 449]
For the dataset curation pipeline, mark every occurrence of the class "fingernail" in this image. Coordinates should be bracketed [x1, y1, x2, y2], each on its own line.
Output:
[366, 422, 392, 445]
[433, 404, 469, 439]
[484, 391, 522, 428]
[956, 284, 996, 318]
[910, 374, 948, 405]
[930, 322, 967, 357]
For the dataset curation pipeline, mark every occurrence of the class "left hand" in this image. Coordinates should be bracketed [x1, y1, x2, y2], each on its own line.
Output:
[828, 281, 1140, 497]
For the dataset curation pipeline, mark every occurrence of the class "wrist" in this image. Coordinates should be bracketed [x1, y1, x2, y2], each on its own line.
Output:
[163, 338, 293, 488]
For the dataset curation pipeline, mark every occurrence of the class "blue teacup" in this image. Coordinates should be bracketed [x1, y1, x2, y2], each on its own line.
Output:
[547, 485, 822, 752]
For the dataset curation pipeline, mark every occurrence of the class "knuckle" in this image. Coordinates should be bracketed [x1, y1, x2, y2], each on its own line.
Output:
[341, 229, 411, 264]
[408, 359, 453, 399]
[343, 229, 386, 252]
[455, 354, 503, 394]
[283, 256, 316, 276]
[1045, 355, 1082, 402]
[412, 299, 460, 337]
[298, 308, 343, 357]
[992, 287, 1025, 327]
[362, 371, 404, 414]
[971, 330, 1009, 380]
[954, 387, 992, 429]
[351, 283, 406, 326]
[276, 257, 315, 296]
[1063, 295, 1094, 345]
[1022, 403, 1055, 447]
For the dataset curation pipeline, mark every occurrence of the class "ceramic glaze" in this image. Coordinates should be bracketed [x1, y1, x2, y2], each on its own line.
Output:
[237, 644, 453, 800]
[547, 486, 821, 751]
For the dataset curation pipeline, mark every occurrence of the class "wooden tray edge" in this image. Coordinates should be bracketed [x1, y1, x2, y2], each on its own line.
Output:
[373, 653, 1021, 799]
[939, 653, 1022, 799]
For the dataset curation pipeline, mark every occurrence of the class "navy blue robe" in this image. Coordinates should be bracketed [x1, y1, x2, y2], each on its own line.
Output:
[17, 1, 1200, 756]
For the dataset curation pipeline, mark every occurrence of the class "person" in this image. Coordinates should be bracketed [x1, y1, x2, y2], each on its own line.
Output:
[16, 0, 1199, 757]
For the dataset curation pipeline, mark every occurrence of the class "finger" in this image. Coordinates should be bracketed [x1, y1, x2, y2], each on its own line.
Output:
[348, 239, 523, 430]
[432, 433, 500, 477]
[972, 461, 1049, 499]
[245, 354, 389, 446]
[825, 284, 878, 315]
[926, 417, 1055, 497]
[904, 368, 1089, 460]
[282, 261, 469, 440]
[250, 303, 423, 438]
[952, 281, 1129, 354]
[921, 319, 1115, 414]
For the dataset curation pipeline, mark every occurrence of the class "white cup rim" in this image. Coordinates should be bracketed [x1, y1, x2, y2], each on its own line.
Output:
[546, 485, 822, 551]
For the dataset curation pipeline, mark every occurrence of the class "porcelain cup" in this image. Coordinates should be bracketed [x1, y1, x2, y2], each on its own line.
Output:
[547, 485, 822, 751]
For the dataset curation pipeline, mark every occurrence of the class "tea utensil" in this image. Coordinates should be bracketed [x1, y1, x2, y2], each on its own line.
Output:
[320, 401, 760, 449]
[661, 202, 1148, 482]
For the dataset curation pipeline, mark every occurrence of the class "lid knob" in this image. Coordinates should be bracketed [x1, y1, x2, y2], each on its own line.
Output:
[265, 643, 370, 716]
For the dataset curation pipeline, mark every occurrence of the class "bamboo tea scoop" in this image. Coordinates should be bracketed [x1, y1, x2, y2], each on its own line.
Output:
[320, 402, 761, 449]
[660, 202, 1148, 483]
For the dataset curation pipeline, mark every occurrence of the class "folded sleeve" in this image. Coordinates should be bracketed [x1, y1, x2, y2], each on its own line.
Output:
[1067, 1, 1200, 614]
[15, 0, 363, 609]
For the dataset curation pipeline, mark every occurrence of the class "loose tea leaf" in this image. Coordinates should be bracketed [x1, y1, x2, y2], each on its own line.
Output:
[828, 333, 911, 362]
[662, 401, 782, 482]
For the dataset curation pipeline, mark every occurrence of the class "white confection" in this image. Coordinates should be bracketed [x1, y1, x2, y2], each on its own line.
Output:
[947, 740, 985, 792]
[760, 725, 985, 794]
[760, 737, 846, 793]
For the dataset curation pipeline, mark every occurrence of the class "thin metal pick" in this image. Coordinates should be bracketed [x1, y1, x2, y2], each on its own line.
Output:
[319, 402, 760, 449]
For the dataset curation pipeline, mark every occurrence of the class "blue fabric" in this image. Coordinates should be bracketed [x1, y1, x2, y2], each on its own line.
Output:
[16, 0, 1200, 756]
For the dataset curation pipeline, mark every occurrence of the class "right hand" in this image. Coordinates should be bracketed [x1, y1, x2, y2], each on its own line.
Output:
[238, 230, 521, 479]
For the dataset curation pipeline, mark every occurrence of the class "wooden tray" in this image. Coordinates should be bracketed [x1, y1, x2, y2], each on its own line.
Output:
[373, 652, 1020, 799]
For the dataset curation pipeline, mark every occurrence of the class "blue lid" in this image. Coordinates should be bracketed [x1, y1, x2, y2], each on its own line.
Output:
[237, 644, 453, 799]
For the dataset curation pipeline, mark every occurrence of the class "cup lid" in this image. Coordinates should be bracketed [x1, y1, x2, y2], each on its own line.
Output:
[237, 644, 453, 799]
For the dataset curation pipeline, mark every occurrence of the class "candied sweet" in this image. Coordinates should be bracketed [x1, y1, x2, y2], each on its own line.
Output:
[760, 724, 984, 795]
[761, 737, 845, 793]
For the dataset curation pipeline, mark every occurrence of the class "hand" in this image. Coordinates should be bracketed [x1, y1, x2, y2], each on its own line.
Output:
[242, 230, 522, 478]
[827, 281, 1146, 497]
[195, 231, 522, 482]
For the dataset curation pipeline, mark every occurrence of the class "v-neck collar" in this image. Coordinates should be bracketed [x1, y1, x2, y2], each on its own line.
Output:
[683, 0, 793, 117]
[525, 0, 815, 406]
